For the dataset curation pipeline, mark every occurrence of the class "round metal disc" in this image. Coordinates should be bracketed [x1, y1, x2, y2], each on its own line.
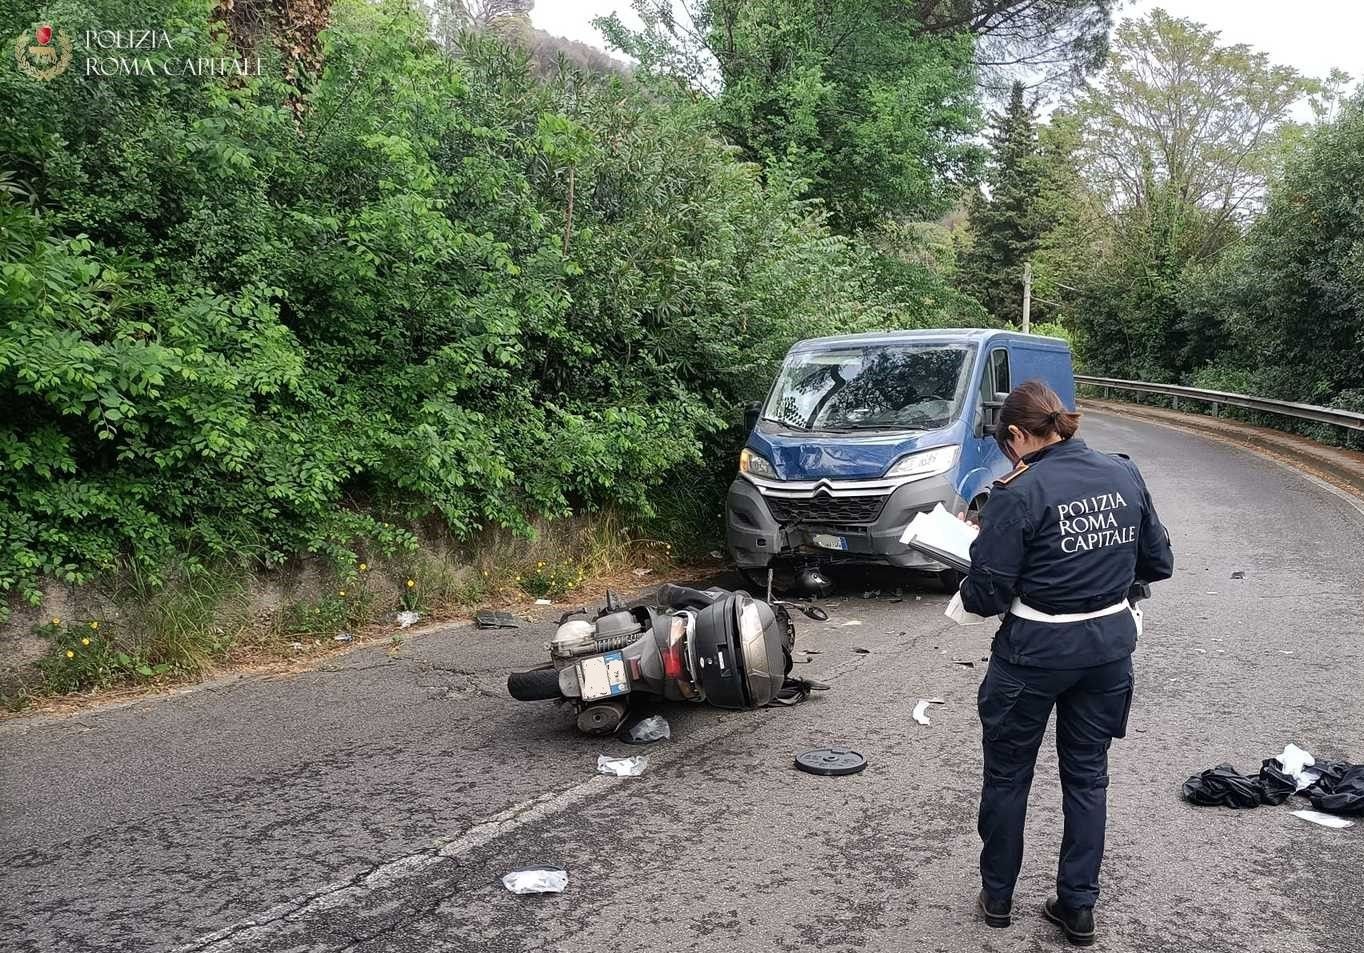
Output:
[795, 746, 867, 776]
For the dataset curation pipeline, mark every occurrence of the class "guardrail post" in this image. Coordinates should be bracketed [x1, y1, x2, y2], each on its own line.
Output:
[1210, 401, 1219, 418]
[1172, 395, 1179, 411]
[1102, 386, 1109, 400]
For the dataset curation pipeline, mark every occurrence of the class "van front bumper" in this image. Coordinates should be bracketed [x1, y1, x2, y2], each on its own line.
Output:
[725, 475, 967, 570]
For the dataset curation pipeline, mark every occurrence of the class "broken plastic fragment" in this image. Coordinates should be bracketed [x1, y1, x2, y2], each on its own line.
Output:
[396, 610, 421, 628]
[626, 715, 670, 743]
[1291, 809, 1353, 830]
[597, 754, 648, 777]
[501, 868, 569, 894]
[840, 620, 863, 627]
[333, 632, 353, 643]
[534, 598, 552, 605]
[912, 700, 932, 726]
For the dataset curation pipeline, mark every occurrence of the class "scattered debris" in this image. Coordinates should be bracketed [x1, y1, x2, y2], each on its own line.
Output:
[862, 590, 881, 600]
[333, 632, 353, 643]
[708, 550, 723, 560]
[475, 610, 519, 629]
[1292, 810, 1353, 830]
[1184, 746, 1364, 816]
[795, 747, 867, 776]
[597, 754, 648, 777]
[952, 658, 976, 668]
[794, 656, 812, 664]
[853, 647, 871, 654]
[534, 598, 553, 605]
[626, 715, 670, 744]
[290, 641, 304, 651]
[631, 567, 653, 578]
[912, 700, 933, 726]
[804, 648, 822, 655]
[396, 610, 421, 629]
[840, 620, 863, 627]
[501, 868, 568, 894]
[1231, 571, 1245, 579]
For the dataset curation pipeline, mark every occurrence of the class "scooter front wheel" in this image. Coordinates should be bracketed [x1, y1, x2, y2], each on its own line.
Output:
[507, 668, 563, 701]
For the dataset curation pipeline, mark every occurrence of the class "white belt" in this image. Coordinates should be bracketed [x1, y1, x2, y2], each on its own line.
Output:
[1008, 598, 1130, 623]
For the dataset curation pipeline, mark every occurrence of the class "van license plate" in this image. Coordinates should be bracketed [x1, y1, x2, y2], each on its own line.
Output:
[812, 534, 848, 551]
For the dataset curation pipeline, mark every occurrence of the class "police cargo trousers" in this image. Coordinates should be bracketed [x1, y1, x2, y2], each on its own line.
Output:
[976, 654, 1134, 910]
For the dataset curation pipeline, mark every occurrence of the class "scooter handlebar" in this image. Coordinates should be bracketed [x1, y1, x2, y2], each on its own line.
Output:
[655, 583, 721, 610]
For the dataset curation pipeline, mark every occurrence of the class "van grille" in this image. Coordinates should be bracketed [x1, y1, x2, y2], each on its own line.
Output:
[767, 492, 887, 525]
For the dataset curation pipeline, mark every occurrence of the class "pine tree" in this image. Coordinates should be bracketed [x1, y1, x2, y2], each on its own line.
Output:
[958, 82, 1050, 326]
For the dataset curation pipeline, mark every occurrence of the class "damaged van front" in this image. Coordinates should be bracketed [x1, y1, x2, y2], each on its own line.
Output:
[726, 329, 1074, 586]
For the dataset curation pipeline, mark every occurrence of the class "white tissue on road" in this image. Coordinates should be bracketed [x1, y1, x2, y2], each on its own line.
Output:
[396, 610, 421, 628]
[1292, 809, 1353, 830]
[597, 754, 648, 777]
[1276, 743, 1322, 791]
[501, 868, 569, 893]
[912, 700, 932, 726]
[840, 620, 863, 627]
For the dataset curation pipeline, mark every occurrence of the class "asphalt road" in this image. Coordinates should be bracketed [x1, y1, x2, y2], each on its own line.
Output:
[3, 412, 1363, 953]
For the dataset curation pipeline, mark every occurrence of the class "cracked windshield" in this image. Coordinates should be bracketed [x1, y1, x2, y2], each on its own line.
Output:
[763, 346, 970, 432]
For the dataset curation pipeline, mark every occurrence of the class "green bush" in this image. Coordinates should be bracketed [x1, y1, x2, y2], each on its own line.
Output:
[0, 0, 975, 620]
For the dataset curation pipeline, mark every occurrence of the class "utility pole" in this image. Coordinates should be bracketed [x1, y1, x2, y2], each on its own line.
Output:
[1021, 261, 1032, 334]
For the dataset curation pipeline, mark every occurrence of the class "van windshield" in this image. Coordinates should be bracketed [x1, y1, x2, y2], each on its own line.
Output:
[761, 345, 971, 432]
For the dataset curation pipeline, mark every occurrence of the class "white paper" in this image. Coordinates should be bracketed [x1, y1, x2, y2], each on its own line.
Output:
[912, 700, 932, 726]
[502, 868, 568, 893]
[899, 503, 978, 563]
[396, 610, 421, 628]
[945, 590, 987, 626]
[1292, 809, 1353, 830]
[597, 754, 648, 777]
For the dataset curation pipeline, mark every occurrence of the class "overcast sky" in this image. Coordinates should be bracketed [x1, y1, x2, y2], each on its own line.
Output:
[530, 1, 1361, 84]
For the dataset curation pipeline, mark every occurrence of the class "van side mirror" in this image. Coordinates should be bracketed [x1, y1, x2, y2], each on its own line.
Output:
[743, 400, 762, 434]
[981, 392, 1009, 436]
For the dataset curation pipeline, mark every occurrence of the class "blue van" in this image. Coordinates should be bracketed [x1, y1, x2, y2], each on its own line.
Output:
[726, 328, 1075, 584]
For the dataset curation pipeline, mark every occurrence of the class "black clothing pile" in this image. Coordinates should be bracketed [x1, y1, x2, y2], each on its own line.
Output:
[1183, 754, 1364, 816]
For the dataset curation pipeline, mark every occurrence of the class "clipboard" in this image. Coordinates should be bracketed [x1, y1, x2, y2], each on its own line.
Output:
[899, 503, 976, 574]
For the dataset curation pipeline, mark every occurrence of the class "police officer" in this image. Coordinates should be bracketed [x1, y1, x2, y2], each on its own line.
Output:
[962, 380, 1173, 946]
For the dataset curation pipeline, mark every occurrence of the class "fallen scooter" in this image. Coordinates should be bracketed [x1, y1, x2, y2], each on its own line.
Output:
[506, 584, 827, 734]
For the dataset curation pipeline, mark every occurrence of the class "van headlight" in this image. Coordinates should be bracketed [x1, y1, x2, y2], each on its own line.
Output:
[739, 447, 777, 479]
[884, 446, 958, 481]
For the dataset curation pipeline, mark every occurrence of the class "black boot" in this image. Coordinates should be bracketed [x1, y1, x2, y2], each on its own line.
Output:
[977, 890, 1011, 928]
[1044, 897, 1096, 946]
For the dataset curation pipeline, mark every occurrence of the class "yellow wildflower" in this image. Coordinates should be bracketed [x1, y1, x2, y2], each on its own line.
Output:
[338, 589, 347, 597]
[51, 616, 61, 625]
[90, 621, 99, 630]
[81, 638, 91, 646]
[406, 579, 415, 588]
[65, 650, 75, 659]
[358, 562, 368, 572]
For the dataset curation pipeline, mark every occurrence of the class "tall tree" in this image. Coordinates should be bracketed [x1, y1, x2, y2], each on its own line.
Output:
[1071, 9, 1319, 259]
[957, 81, 1048, 325]
[600, 0, 984, 231]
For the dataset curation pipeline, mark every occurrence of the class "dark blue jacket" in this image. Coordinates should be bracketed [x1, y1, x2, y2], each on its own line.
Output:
[961, 437, 1174, 669]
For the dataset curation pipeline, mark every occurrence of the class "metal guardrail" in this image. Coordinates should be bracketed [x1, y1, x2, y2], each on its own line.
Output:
[1075, 375, 1364, 434]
